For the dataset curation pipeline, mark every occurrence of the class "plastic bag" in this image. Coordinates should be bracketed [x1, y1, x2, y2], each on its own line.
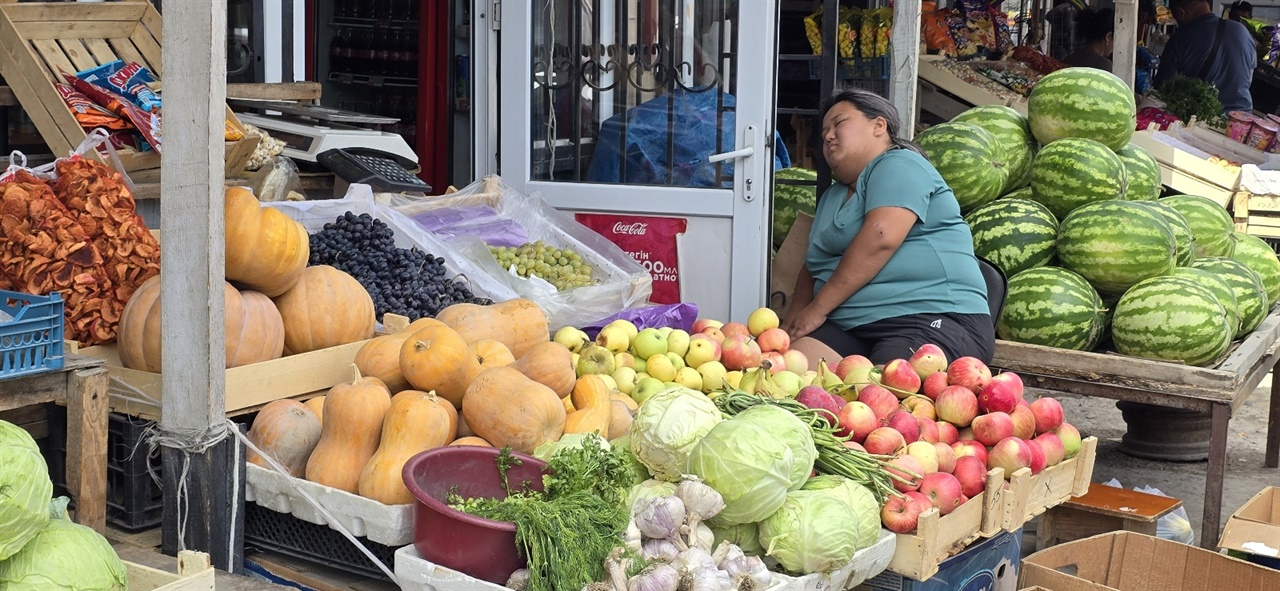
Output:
[249, 156, 303, 202]
[391, 177, 653, 331]
[580, 303, 699, 340]
[1102, 479, 1195, 544]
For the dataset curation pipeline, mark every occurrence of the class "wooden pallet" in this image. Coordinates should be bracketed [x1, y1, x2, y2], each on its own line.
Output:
[0, 1, 257, 176]
[127, 550, 215, 591]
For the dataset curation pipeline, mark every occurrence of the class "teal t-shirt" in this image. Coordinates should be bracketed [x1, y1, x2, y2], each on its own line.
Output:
[805, 149, 989, 329]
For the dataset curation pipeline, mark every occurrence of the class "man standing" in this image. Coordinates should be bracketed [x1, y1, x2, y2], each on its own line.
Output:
[1227, 1, 1253, 22]
[1154, 0, 1256, 112]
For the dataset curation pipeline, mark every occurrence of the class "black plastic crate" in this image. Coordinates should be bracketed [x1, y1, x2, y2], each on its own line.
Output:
[47, 409, 163, 531]
[243, 503, 395, 581]
[1263, 236, 1280, 255]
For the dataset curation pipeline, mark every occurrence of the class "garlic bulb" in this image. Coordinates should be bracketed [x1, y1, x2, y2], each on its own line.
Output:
[607, 547, 633, 591]
[687, 523, 714, 553]
[506, 568, 529, 591]
[643, 537, 680, 562]
[678, 567, 723, 591]
[723, 556, 771, 591]
[628, 563, 680, 591]
[635, 496, 686, 541]
[672, 547, 718, 574]
[583, 584, 616, 591]
[675, 477, 725, 532]
[712, 541, 744, 569]
[624, 519, 643, 552]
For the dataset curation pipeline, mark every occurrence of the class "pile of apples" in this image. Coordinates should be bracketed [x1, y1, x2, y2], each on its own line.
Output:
[804, 346, 1084, 534]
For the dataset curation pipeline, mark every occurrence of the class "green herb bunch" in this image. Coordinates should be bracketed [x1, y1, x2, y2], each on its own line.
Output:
[1155, 76, 1226, 126]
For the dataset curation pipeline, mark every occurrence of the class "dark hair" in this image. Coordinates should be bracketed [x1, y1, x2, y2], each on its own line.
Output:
[1230, 1, 1253, 14]
[820, 88, 924, 156]
[1076, 8, 1115, 41]
[1138, 0, 1157, 17]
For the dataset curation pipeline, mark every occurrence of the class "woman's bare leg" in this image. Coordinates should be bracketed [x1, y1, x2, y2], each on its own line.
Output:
[789, 336, 842, 372]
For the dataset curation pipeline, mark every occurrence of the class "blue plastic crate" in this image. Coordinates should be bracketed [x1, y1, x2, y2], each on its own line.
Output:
[0, 289, 64, 380]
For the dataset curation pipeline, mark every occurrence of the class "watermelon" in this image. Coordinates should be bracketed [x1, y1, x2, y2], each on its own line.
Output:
[1056, 200, 1176, 294]
[1002, 187, 1033, 201]
[952, 105, 1037, 193]
[1136, 200, 1195, 266]
[1229, 232, 1280, 307]
[964, 199, 1058, 278]
[1189, 257, 1269, 336]
[773, 167, 818, 250]
[916, 122, 1009, 213]
[1027, 67, 1137, 151]
[1111, 276, 1233, 367]
[1116, 143, 1162, 201]
[1029, 138, 1127, 220]
[997, 266, 1107, 350]
[1159, 195, 1236, 257]
[1173, 267, 1241, 337]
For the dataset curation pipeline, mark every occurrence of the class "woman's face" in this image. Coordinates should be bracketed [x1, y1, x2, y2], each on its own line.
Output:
[821, 102, 888, 182]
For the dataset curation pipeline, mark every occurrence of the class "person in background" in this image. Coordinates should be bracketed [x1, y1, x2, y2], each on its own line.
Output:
[782, 89, 994, 367]
[1064, 8, 1116, 71]
[1154, 0, 1256, 112]
[1227, 1, 1253, 22]
[1046, 0, 1088, 61]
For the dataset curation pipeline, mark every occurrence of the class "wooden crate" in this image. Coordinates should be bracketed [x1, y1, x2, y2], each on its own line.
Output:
[917, 56, 1029, 114]
[1001, 436, 1099, 531]
[887, 467, 1010, 581]
[127, 550, 215, 591]
[1128, 126, 1259, 207]
[0, 1, 258, 177]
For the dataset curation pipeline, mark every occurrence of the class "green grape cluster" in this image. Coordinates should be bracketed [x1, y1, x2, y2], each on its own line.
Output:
[489, 240, 597, 291]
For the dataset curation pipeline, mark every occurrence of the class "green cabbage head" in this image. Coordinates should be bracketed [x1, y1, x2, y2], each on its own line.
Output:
[709, 520, 763, 555]
[758, 490, 862, 575]
[0, 497, 127, 590]
[626, 479, 677, 514]
[734, 404, 815, 490]
[802, 475, 883, 550]
[630, 387, 722, 481]
[687, 412, 796, 525]
[608, 433, 652, 486]
[0, 419, 53, 560]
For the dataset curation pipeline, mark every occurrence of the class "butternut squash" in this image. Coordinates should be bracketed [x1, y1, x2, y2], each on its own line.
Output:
[224, 186, 309, 297]
[303, 396, 326, 423]
[246, 400, 322, 477]
[461, 366, 565, 454]
[449, 436, 493, 447]
[510, 342, 576, 397]
[355, 335, 411, 393]
[564, 375, 612, 437]
[607, 399, 634, 440]
[357, 390, 454, 504]
[273, 265, 376, 355]
[400, 324, 478, 408]
[436, 299, 549, 358]
[304, 366, 391, 492]
[611, 391, 638, 413]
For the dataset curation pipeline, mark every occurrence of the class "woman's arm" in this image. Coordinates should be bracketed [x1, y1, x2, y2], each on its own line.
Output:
[785, 265, 816, 324]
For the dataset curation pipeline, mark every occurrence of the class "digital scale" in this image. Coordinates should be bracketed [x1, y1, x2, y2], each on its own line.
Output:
[230, 99, 418, 164]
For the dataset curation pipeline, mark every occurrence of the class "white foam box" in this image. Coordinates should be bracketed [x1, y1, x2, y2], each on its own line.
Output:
[771, 528, 897, 590]
[244, 463, 412, 546]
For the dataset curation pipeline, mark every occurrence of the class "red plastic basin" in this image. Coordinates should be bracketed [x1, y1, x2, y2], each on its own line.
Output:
[401, 446, 547, 585]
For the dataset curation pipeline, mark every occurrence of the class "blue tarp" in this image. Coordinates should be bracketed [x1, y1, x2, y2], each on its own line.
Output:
[586, 90, 791, 187]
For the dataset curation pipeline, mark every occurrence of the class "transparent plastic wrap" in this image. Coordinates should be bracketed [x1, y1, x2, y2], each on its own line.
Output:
[248, 156, 303, 202]
[390, 177, 652, 330]
[264, 185, 520, 321]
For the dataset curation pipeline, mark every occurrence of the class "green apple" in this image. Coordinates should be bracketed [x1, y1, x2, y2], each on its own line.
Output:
[605, 319, 639, 342]
[696, 361, 728, 393]
[612, 366, 639, 395]
[664, 352, 686, 371]
[631, 328, 669, 359]
[552, 326, 590, 353]
[658, 327, 674, 337]
[747, 307, 781, 337]
[772, 370, 804, 397]
[631, 377, 666, 405]
[598, 374, 619, 391]
[684, 336, 721, 368]
[646, 353, 677, 382]
[666, 329, 691, 357]
[799, 370, 818, 387]
[595, 325, 631, 354]
[576, 344, 616, 376]
[636, 371, 651, 382]
[674, 366, 703, 391]
[725, 370, 744, 389]
[634, 356, 647, 374]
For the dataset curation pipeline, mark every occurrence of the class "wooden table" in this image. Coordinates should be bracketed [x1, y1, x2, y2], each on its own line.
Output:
[1036, 482, 1184, 550]
[0, 354, 109, 533]
[992, 307, 1280, 549]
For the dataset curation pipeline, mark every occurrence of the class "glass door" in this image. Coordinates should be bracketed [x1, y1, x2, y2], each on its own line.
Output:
[492, 0, 781, 321]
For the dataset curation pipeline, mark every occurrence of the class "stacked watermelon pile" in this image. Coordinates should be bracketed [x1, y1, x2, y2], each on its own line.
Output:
[918, 67, 1280, 367]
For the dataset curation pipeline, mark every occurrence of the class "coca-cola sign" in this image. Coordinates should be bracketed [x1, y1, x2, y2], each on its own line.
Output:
[578, 214, 687, 304]
[612, 222, 648, 236]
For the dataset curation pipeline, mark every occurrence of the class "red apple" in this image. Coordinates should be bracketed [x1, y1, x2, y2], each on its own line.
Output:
[886, 411, 922, 444]
[957, 426, 975, 441]
[904, 491, 932, 512]
[864, 427, 907, 456]
[881, 358, 922, 397]
[947, 356, 992, 394]
[909, 343, 949, 379]
[905, 441, 940, 474]
[720, 334, 762, 371]
[988, 437, 1033, 479]
[952, 440, 988, 465]
[1026, 438, 1047, 474]
[978, 372, 1024, 414]
[935, 421, 960, 445]
[971, 412, 1015, 447]
[700, 326, 726, 344]
[886, 454, 925, 492]
[1029, 397, 1065, 434]
[836, 401, 879, 442]
[1034, 432, 1066, 467]
[691, 318, 724, 334]
[952, 455, 988, 498]
[721, 322, 751, 339]
[933, 441, 957, 474]
[843, 440, 867, 453]
[922, 372, 949, 400]
[782, 350, 810, 374]
[1054, 422, 1082, 459]
[1010, 404, 1037, 440]
[881, 494, 924, 533]
[919, 472, 965, 515]
[762, 351, 786, 373]
[935, 386, 979, 427]
[756, 327, 791, 353]
[917, 417, 940, 443]
[797, 384, 844, 426]
[834, 354, 874, 381]
[857, 385, 899, 421]
[904, 396, 936, 421]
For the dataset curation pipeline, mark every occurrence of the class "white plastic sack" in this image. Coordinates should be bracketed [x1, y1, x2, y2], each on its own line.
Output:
[1102, 479, 1195, 545]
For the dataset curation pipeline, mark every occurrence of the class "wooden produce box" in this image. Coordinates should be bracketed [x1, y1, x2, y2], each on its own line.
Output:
[1001, 436, 1099, 531]
[127, 550, 215, 591]
[0, 1, 258, 177]
[79, 315, 409, 421]
[917, 56, 1029, 115]
[888, 467, 1011, 581]
[1128, 124, 1270, 207]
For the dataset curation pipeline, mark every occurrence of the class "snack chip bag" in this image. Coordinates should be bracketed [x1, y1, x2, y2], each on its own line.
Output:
[76, 60, 162, 112]
[947, 9, 979, 57]
[55, 83, 133, 131]
[922, 2, 958, 54]
[989, 3, 1014, 53]
[66, 74, 162, 155]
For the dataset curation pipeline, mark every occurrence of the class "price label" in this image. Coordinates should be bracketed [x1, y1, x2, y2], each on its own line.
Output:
[575, 214, 687, 304]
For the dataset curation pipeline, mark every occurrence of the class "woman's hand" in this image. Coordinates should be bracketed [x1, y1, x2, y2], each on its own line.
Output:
[782, 304, 828, 340]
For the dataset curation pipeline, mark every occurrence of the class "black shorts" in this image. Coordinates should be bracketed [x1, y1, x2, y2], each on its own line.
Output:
[808, 312, 995, 366]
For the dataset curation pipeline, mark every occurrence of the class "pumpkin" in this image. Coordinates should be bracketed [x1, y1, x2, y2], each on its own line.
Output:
[510, 342, 576, 397]
[608, 399, 634, 440]
[224, 186, 309, 297]
[304, 396, 326, 423]
[118, 276, 285, 371]
[611, 391, 638, 413]
[355, 335, 411, 393]
[357, 390, 454, 504]
[472, 339, 515, 370]
[564, 375, 612, 437]
[400, 324, 478, 408]
[304, 366, 391, 493]
[562, 394, 576, 414]
[435, 299, 549, 358]
[461, 366, 565, 454]
[456, 413, 475, 438]
[449, 436, 493, 447]
[246, 400, 322, 477]
[273, 265, 376, 355]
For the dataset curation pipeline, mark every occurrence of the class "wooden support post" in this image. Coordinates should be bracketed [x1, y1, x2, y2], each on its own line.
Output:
[1268, 359, 1280, 468]
[1201, 402, 1231, 549]
[1114, 0, 1139, 90]
[65, 367, 109, 534]
[159, 0, 242, 574]
[890, 0, 921, 137]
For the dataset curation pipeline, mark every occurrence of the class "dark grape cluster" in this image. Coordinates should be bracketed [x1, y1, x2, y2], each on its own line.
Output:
[308, 212, 492, 321]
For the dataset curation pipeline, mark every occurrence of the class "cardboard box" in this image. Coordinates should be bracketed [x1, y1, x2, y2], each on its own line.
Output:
[769, 212, 813, 319]
[1020, 531, 1280, 590]
[1219, 486, 1280, 570]
[865, 528, 1022, 591]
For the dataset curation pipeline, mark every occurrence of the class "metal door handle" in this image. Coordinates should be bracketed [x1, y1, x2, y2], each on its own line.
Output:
[708, 146, 755, 163]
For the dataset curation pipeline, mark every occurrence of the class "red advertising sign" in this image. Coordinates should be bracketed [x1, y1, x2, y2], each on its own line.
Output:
[575, 213, 687, 304]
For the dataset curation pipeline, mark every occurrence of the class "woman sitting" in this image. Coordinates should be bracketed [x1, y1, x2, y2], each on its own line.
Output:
[783, 89, 995, 367]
